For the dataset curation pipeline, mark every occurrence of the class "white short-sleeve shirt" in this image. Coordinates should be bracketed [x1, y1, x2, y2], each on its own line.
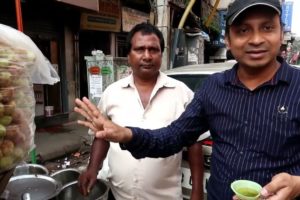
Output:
[98, 72, 193, 200]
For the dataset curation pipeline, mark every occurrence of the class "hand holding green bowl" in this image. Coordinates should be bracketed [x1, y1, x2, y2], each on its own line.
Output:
[231, 180, 262, 200]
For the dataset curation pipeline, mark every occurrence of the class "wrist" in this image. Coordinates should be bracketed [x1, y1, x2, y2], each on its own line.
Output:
[123, 128, 132, 143]
[87, 163, 101, 174]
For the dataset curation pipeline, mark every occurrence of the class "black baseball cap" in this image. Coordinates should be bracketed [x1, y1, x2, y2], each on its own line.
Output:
[226, 0, 282, 25]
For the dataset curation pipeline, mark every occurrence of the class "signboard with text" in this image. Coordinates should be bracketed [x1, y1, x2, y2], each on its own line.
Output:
[281, 1, 293, 32]
[80, 0, 121, 32]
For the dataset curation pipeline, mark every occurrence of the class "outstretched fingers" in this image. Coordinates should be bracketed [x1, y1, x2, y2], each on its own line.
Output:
[75, 97, 107, 132]
[82, 97, 101, 118]
[77, 119, 98, 132]
[74, 98, 93, 121]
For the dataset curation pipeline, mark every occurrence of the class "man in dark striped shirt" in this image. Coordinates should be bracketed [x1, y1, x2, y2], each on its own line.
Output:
[75, 0, 300, 199]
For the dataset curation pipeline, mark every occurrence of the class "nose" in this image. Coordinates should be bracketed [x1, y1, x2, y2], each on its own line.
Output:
[142, 49, 152, 60]
[249, 31, 264, 45]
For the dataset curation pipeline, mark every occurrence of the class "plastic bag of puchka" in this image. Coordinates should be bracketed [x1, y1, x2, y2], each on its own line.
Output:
[0, 23, 60, 84]
[0, 24, 59, 173]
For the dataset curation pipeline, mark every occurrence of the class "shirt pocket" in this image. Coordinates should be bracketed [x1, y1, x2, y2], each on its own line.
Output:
[271, 107, 298, 138]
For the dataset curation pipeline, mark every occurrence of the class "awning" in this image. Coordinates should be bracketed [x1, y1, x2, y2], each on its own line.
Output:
[55, 0, 99, 12]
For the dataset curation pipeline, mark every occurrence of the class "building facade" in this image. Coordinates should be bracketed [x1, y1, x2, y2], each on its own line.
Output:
[0, 0, 229, 127]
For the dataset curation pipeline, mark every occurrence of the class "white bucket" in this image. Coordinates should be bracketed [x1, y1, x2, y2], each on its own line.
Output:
[44, 106, 54, 117]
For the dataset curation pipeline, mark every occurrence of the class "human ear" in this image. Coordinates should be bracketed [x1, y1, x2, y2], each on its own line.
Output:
[225, 35, 231, 51]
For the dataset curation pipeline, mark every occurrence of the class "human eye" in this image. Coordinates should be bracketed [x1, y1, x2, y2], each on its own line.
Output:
[133, 47, 145, 54]
[149, 47, 160, 54]
[263, 24, 275, 32]
[237, 27, 249, 35]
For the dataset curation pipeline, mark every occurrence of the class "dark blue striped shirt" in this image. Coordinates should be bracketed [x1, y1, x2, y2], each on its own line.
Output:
[123, 58, 300, 200]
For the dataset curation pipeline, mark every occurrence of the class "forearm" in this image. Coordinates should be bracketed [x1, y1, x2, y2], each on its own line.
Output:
[187, 142, 204, 199]
[121, 99, 208, 158]
[121, 126, 185, 158]
[87, 138, 109, 173]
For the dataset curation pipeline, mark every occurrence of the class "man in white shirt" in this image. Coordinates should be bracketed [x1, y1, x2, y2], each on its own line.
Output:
[77, 22, 203, 200]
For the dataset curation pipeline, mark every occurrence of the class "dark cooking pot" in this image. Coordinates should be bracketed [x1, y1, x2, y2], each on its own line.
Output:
[55, 179, 108, 200]
[50, 168, 80, 190]
[5, 174, 61, 200]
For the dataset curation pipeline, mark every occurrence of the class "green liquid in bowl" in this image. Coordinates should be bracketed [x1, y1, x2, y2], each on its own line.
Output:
[236, 188, 259, 197]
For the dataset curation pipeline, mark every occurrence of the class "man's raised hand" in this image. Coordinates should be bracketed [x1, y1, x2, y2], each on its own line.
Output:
[74, 97, 133, 143]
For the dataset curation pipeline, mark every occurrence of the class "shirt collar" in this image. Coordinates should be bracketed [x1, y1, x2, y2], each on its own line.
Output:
[224, 57, 292, 86]
[120, 71, 176, 88]
[271, 57, 293, 84]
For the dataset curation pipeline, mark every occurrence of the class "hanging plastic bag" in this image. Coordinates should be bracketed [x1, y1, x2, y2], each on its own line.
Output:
[0, 23, 60, 84]
[0, 23, 60, 173]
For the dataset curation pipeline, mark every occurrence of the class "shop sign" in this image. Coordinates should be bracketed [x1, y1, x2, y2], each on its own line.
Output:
[122, 7, 149, 32]
[80, 12, 121, 32]
[88, 66, 101, 75]
[56, 0, 99, 11]
[80, 0, 121, 32]
[281, 1, 293, 32]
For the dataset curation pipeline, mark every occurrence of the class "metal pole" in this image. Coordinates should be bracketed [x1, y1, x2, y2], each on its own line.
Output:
[15, 0, 24, 32]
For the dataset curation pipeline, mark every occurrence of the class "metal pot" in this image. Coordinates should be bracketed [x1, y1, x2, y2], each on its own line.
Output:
[13, 164, 49, 176]
[55, 180, 108, 200]
[50, 168, 80, 190]
[5, 174, 61, 200]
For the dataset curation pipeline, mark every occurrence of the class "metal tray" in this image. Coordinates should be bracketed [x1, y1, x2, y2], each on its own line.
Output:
[5, 174, 61, 200]
[13, 164, 49, 176]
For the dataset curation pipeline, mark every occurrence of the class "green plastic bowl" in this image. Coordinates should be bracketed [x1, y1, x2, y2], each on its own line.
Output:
[231, 180, 262, 200]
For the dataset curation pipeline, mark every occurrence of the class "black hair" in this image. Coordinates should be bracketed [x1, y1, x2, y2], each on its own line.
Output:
[125, 22, 165, 55]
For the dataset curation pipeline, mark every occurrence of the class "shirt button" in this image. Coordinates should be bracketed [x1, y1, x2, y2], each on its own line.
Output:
[244, 121, 248, 125]
[240, 151, 244, 154]
[133, 178, 138, 183]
